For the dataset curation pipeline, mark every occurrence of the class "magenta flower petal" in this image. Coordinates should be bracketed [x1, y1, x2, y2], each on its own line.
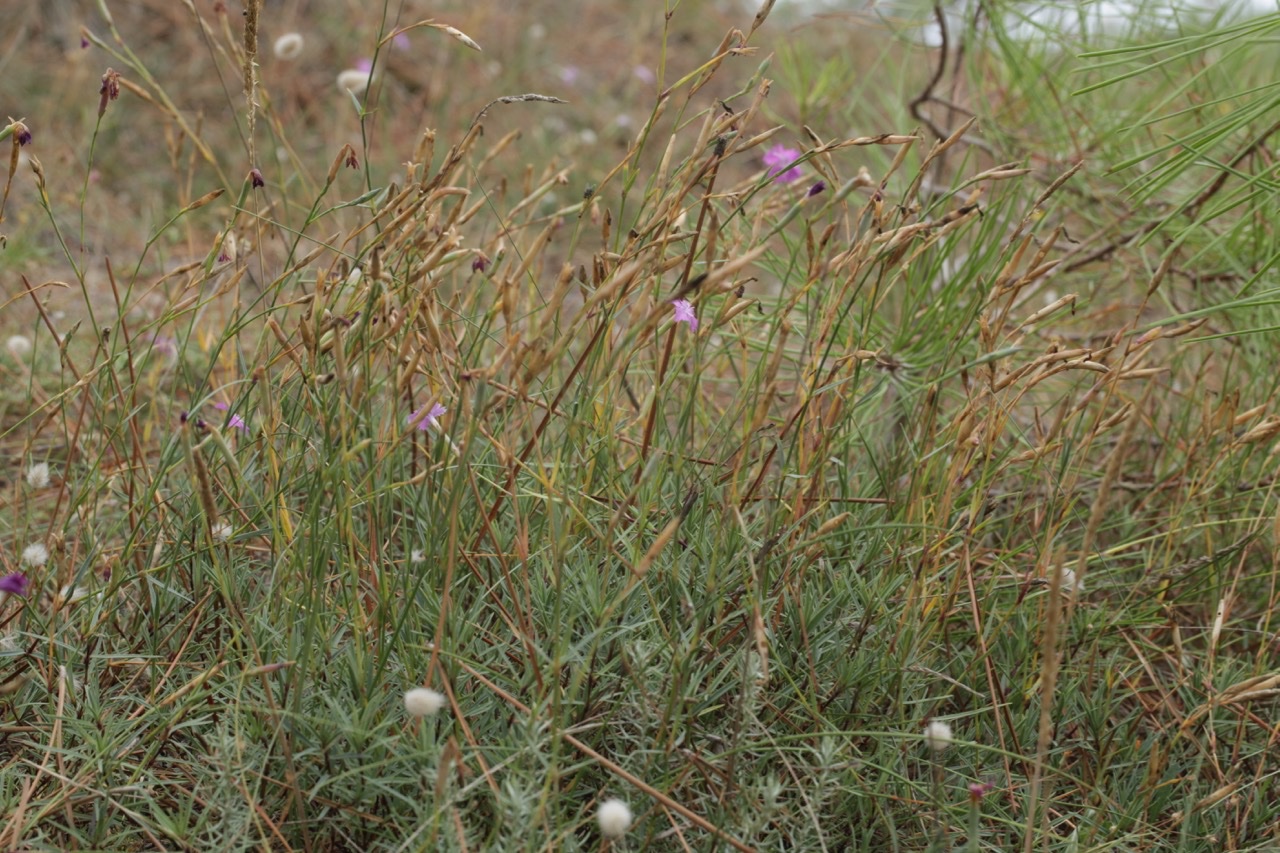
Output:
[763, 144, 803, 183]
[212, 401, 250, 434]
[671, 299, 698, 332]
[0, 572, 30, 597]
[148, 334, 177, 359]
[968, 781, 996, 802]
[409, 402, 447, 431]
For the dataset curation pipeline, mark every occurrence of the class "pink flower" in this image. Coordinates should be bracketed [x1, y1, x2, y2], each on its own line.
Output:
[0, 572, 30, 597]
[968, 781, 995, 802]
[212, 401, 249, 434]
[355, 57, 374, 75]
[393, 32, 411, 51]
[147, 334, 177, 359]
[408, 402, 447, 431]
[671, 299, 698, 332]
[763, 144, 803, 183]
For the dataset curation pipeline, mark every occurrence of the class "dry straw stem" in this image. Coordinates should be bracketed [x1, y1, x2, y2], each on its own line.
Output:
[903, 116, 977, 202]
[669, 28, 750, 101]
[1, 668, 77, 849]
[1023, 549, 1067, 853]
[1179, 672, 1280, 732]
[381, 21, 483, 53]
[241, 0, 259, 162]
[632, 513, 684, 577]
[467, 93, 567, 133]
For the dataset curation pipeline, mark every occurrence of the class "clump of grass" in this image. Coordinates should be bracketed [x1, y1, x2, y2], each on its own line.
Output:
[2, 0, 1280, 850]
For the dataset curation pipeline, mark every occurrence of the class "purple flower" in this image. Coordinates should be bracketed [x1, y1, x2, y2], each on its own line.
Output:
[15, 124, 32, 147]
[355, 57, 374, 75]
[632, 65, 656, 84]
[212, 401, 249, 434]
[471, 255, 489, 274]
[249, 168, 265, 188]
[409, 402, 447, 431]
[968, 781, 995, 802]
[0, 572, 30, 597]
[671, 299, 698, 332]
[558, 65, 580, 85]
[80, 35, 90, 49]
[144, 337, 177, 369]
[806, 180, 826, 197]
[763, 144, 803, 183]
[393, 32, 411, 51]
[148, 334, 177, 359]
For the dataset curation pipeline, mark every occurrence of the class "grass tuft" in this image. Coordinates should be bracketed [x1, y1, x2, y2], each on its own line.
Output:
[2, 0, 1280, 849]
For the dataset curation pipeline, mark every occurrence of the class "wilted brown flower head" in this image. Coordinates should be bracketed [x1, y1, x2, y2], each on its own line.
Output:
[98, 68, 122, 118]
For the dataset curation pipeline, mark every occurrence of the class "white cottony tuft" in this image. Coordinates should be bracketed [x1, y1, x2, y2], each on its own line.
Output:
[404, 686, 446, 717]
[337, 69, 371, 96]
[596, 798, 633, 838]
[273, 32, 304, 60]
[22, 542, 49, 567]
[7, 335, 33, 359]
[25, 462, 50, 489]
[923, 720, 953, 752]
[411, 550, 426, 563]
[211, 521, 233, 542]
[1059, 567, 1084, 595]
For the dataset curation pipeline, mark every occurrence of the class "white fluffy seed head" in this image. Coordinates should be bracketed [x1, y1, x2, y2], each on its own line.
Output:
[7, 335, 33, 358]
[596, 798, 632, 838]
[923, 720, 953, 752]
[1060, 567, 1084, 595]
[337, 69, 371, 96]
[25, 462, 50, 489]
[21, 542, 49, 567]
[411, 549, 426, 563]
[273, 32, 304, 60]
[404, 687, 446, 717]
[211, 521, 233, 542]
